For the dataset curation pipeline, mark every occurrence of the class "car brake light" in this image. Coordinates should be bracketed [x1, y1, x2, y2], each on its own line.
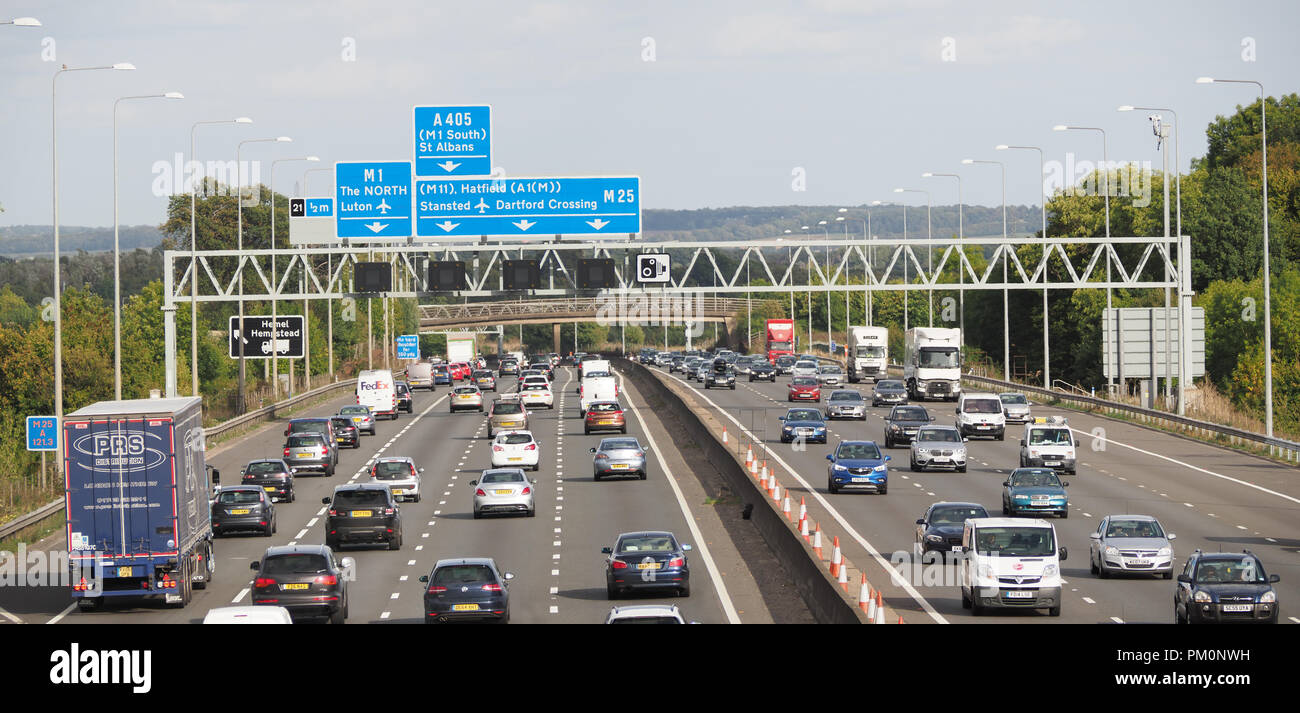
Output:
[525, 443, 536, 451]
[283, 448, 290, 457]
[315, 574, 338, 586]
[482, 583, 503, 592]
[521, 486, 531, 495]
[611, 560, 628, 569]
[383, 508, 395, 515]
[492, 445, 504, 452]
[635, 452, 644, 458]
[410, 465, 416, 477]
[669, 556, 685, 567]
[328, 509, 338, 516]
[254, 577, 276, 588]
[428, 585, 447, 593]
[475, 488, 487, 496]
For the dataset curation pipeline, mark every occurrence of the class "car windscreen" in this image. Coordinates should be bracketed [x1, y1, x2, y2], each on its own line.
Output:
[492, 403, 523, 415]
[481, 471, 525, 484]
[1029, 428, 1072, 445]
[290, 421, 329, 435]
[617, 535, 677, 553]
[473, 371, 493, 378]
[432, 564, 495, 586]
[819, 365, 842, 373]
[776, 356, 796, 365]
[218, 490, 263, 504]
[1000, 394, 1028, 405]
[245, 462, 285, 475]
[609, 616, 682, 624]
[497, 433, 534, 445]
[787, 410, 821, 421]
[523, 384, 548, 392]
[829, 391, 860, 401]
[893, 407, 928, 421]
[877, 381, 903, 390]
[588, 402, 619, 412]
[262, 554, 329, 575]
[791, 377, 818, 386]
[1010, 470, 1061, 487]
[836, 443, 881, 460]
[339, 406, 369, 415]
[330, 418, 354, 430]
[333, 490, 390, 507]
[1195, 557, 1267, 584]
[287, 435, 325, 448]
[856, 346, 885, 357]
[963, 399, 1002, 414]
[1105, 519, 1164, 539]
[917, 348, 959, 368]
[795, 361, 817, 369]
[973, 527, 1055, 556]
[930, 506, 987, 525]
[373, 461, 413, 479]
[916, 429, 958, 442]
[600, 439, 640, 451]
[454, 387, 478, 394]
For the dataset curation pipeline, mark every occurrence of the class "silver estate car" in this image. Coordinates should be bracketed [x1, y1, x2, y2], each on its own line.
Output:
[472, 468, 536, 518]
[999, 392, 1033, 423]
[1089, 514, 1176, 579]
[817, 364, 844, 387]
[826, 389, 866, 420]
[337, 404, 376, 436]
[909, 426, 968, 473]
[590, 437, 650, 481]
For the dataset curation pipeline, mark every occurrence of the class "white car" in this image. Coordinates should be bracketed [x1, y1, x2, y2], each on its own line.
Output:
[491, 430, 541, 471]
[370, 456, 424, 502]
[202, 606, 293, 624]
[791, 360, 819, 378]
[604, 604, 695, 624]
[472, 467, 536, 518]
[519, 382, 554, 409]
[520, 374, 551, 389]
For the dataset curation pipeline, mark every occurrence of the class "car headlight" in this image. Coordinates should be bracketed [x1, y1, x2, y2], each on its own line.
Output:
[1029, 449, 1040, 457]
[782, 426, 793, 433]
[1193, 590, 1212, 603]
[1043, 564, 1058, 576]
[978, 564, 994, 579]
[955, 448, 967, 456]
[1014, 494, 1029, 500]
[889, 424, 902, 432]
[1158, 547, 1172, 557]
[925, 535, 944, 543]
[815, 426, 826, 432]
[832, 464, 847, 471]
[1260, 591, 1276, 603]
[1104, 546, 1119, 556]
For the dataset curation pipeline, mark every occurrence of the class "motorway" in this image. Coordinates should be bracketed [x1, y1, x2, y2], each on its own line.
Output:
[646, 361, 1300, 625]
[1, 366, 750, 625]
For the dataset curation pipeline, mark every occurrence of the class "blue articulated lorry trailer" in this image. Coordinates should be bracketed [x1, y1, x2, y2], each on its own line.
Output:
[63, 396, 216, 610]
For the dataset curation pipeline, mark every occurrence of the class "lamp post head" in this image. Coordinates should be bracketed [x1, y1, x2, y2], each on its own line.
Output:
[234, 117, 253, 124]
[1052, 125, 1068, 132]
[1116, 105, 1134, 112]
[1195, 77, 1214, 84]
[893, 188, 904, 193]
[164, 92, 184, 99]
[921, 172, 933, 177]
[12, 17, 41, 26]
[960, 159, 974, 165]
[870, 200, 882, 206]
[994, 144, 1009, 150]
[306, 156, 320, 162]
[837, 207, 847, 213]
[276, 136, 292, 142]
[112, 63, 136, 71]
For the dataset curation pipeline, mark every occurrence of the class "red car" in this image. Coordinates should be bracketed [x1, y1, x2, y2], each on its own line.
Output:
[787, 377, 821, 402]
[449, 362, 472, 381]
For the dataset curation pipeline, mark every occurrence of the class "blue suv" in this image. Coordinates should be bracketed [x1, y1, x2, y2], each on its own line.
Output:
[826, 440, 890, 494]
[779, 408, 827, 444]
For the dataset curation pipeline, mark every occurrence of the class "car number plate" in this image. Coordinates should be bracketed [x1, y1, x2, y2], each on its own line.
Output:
[1004, 590, 1034, 599]
[117, 566, 133, 577]
[508, 457, 522, 462]
[950, 546, 963, 552]
[494, 489, 513, 495]
[852, 477, 870, 483]
[1221, 604, 1252, 612]
[351, 510, 373, 518]
[352, 417, 364, 423]
[611, 464, 628, 469]
[453, 603, 480, 611]
[1126, 559, 1150, 566]
[391, 489, 405, 494]
[977, 425, 990, 430]
[263, 486, 277, 491]
[637, 563, 661, 570]
[934, 457, 950, 462]
[230, 509, 250, 515]
[281, 583, 309, 591]
[296, 452, 312, 458]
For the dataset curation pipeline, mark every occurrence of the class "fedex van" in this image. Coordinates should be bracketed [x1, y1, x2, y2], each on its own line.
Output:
[960, 517, 1067, 617]
[357, 369, 398, 420]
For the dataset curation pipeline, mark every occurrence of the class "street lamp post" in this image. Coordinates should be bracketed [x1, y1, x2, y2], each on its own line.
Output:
[52, 63, 134, 441]
[235, 136, 292, 414]
[1197, 77, 1271, 432]
[997, 144, 1050, 388]
[922, 172, 963, 340]
[867, 200, 882, 325]
[269, 156, 319, 398]
[895, 188, 932, 326]
[190, 117, 253, 398]
[963, 159, 1010, 381]
[114, 92, 183, 400]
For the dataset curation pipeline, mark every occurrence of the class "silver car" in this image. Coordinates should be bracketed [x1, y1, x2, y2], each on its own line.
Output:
[909, 426, 968, 472]
[472, 468, 536, 518]
[1089, 514, 1176, 579]
[999, 392, 1032, 423]
[590, 437, 649, 481]
[826, 389, 866, 420]
[450, 385, 484, 412]
[370, 456, 424, 502]
[791, 360, 819, 378]
[817, 364, 844, 387]
[338, 404, 376, 436]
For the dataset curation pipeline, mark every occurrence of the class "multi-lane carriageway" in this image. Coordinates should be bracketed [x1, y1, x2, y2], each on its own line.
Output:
[652, 362, 1300, 624]
[0, 367, 756, 625]
[1, 360, 1296, 625]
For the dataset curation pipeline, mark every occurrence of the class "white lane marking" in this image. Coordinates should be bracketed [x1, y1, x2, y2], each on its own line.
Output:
[390, 592, 400, 600]
[549, 606, 559, 614]
[232, 587, 250, 604]
[550, 586, 558, 594]
[380, 611, 391, 619]
[1110, 616, 1125, 624]
[1074, 426, 1300, 505]
[553, 540, 562, 546]
[0, 606, 23, 624]
[294, 529, 308, 539]
[1290, 617, 1300, 624]
[407, 560, 416, 566]
[1082, 597, 1096, 604]
[316, 507, 327, 516]
[307, 517, 318, 527]
[677, 374, 948, 624]
[46, 602, 77, 625]
[551, 569, 560, 576]
[619, 372, 741, 624]
[415, 545, 423, 551]
[1184, 503, 1194, 507]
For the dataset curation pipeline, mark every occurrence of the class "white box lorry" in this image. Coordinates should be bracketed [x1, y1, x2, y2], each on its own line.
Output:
[903, 327, 962, 401]
[447, 336, 476, 365]
[847, 326, 889, 383]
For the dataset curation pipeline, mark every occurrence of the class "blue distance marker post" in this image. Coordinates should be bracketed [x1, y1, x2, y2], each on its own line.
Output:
[415, 176, 640, 237]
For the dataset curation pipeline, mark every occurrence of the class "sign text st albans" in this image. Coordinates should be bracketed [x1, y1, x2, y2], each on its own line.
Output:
[414, 105, 491, 177]
[335, 161, 412, 238]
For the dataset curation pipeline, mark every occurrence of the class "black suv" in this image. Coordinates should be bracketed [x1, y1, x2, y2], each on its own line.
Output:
[322, 484, 403, 550]
[250, 545, 352, 624]
[883, 405, 935, 448]
[212, 485, 276, 537]
[240, 459, 295, 502]
[395, 381, 414, 413]
[330, 416, 361, 449]
[1175, 550, 1280, 624]
[705, 360, 736, 390]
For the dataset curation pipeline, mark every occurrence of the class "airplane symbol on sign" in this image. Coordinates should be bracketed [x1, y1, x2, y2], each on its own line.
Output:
[475, 199, 488, 214]
[377, 199, 392, 214]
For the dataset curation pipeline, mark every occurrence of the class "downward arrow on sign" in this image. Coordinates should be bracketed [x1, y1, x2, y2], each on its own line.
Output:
[513, 220, 536, 231]
[365, 222, 388, 233]
[587, 218, 610, 230]
[436, 221, 459, 232]
[438, 161, 461, 172]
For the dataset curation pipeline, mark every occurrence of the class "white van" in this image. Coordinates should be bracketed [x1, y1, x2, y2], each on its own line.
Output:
[407, 362, 435, 391]
[357, 369, 398, 420]
[955, 391, 1006, 440]
[579, 375, 618, 418]
[960, 517, 1067, 617]
[579, 358, 610, 381]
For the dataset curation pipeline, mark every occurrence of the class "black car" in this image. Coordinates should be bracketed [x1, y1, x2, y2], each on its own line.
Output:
[872, 379, 908, 407]
[775, 355, 798, 375]
[420, 558, 514, 624]
[395, 381, 414, 413]
[530, 362, 554, 381]
[604, 531, 692, 599]
[704, 361, 736, 390]
[1175, 551, 1280, 624]
[749, 361, 777, 382]
[884, 405, 935, 448]
[212, 485, 276, 537]
[250, 545, 352, 624]
[240, 459, 295, 503]
[330, 416, 361, 449]
[322, 484, 402, 550]
[915, 502, 988, 558]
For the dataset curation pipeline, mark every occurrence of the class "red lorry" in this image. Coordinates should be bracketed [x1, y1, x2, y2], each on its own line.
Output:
[765, 319, 795, 364]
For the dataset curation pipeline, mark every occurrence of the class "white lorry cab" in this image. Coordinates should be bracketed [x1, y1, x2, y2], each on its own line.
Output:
[1019, 416, 1079, 475]
[356, 369, 398, 420]
[579, 375, 618, 418]
[903, 327, 962, 401]
[960, 517, 1067, 617]
[847, 326, 889, 383]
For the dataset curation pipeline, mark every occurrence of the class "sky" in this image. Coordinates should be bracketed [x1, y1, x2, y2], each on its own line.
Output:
[0, 0, 1296, 228]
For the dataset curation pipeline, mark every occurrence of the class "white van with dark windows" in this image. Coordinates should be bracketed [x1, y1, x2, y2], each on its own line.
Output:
[960, 517, 1067, 617]
[955, 392, 1006, 440]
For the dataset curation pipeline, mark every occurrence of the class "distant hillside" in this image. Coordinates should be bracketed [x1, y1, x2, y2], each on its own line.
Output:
[643, 204, 1043, 242]
[0, 224, 164, 257]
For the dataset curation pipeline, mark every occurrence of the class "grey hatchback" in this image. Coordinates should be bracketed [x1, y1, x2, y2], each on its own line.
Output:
[591, 437, 650, 481]
[283, 433, 335, 477]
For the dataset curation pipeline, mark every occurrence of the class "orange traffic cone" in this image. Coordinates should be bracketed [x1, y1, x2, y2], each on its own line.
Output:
[813, 525, 823, 558]
[874, 591, 885, 625]
[800, 516, 810, 541]
[867, 587, 877, 619]
[797, 496, 806, 524]
[830, 537, 842, 577]
[722, 426, 728, 444]
[838, 558, 849, 591]
[858, 574, 870, 611]
[782, 493, 792, 521]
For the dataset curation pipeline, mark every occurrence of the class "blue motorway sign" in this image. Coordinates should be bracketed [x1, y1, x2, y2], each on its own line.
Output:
[395, 335, 419, 360]
[335, 161, 412, 238]
[414, 105, 491, 177]
[415, 176, 640, 237]
[26, 415, 58, 451]
[305, 198, 333, 216]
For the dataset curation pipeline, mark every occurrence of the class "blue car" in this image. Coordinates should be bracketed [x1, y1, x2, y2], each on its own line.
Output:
[433, 364, 451, 386]
[1001, 467, 1069, 518]
[826, 441, 890, 494]
[779, 408, 827, 444]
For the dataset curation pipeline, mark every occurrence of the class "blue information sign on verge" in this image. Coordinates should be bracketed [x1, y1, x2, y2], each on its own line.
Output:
[415, 176, 640, 237]
[335, 161, 412, 238]
[27, 415, 58, 451]
[306, 198, 333, 216]
[414, 105, 491, 177]
[395, 335, 420, 360]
